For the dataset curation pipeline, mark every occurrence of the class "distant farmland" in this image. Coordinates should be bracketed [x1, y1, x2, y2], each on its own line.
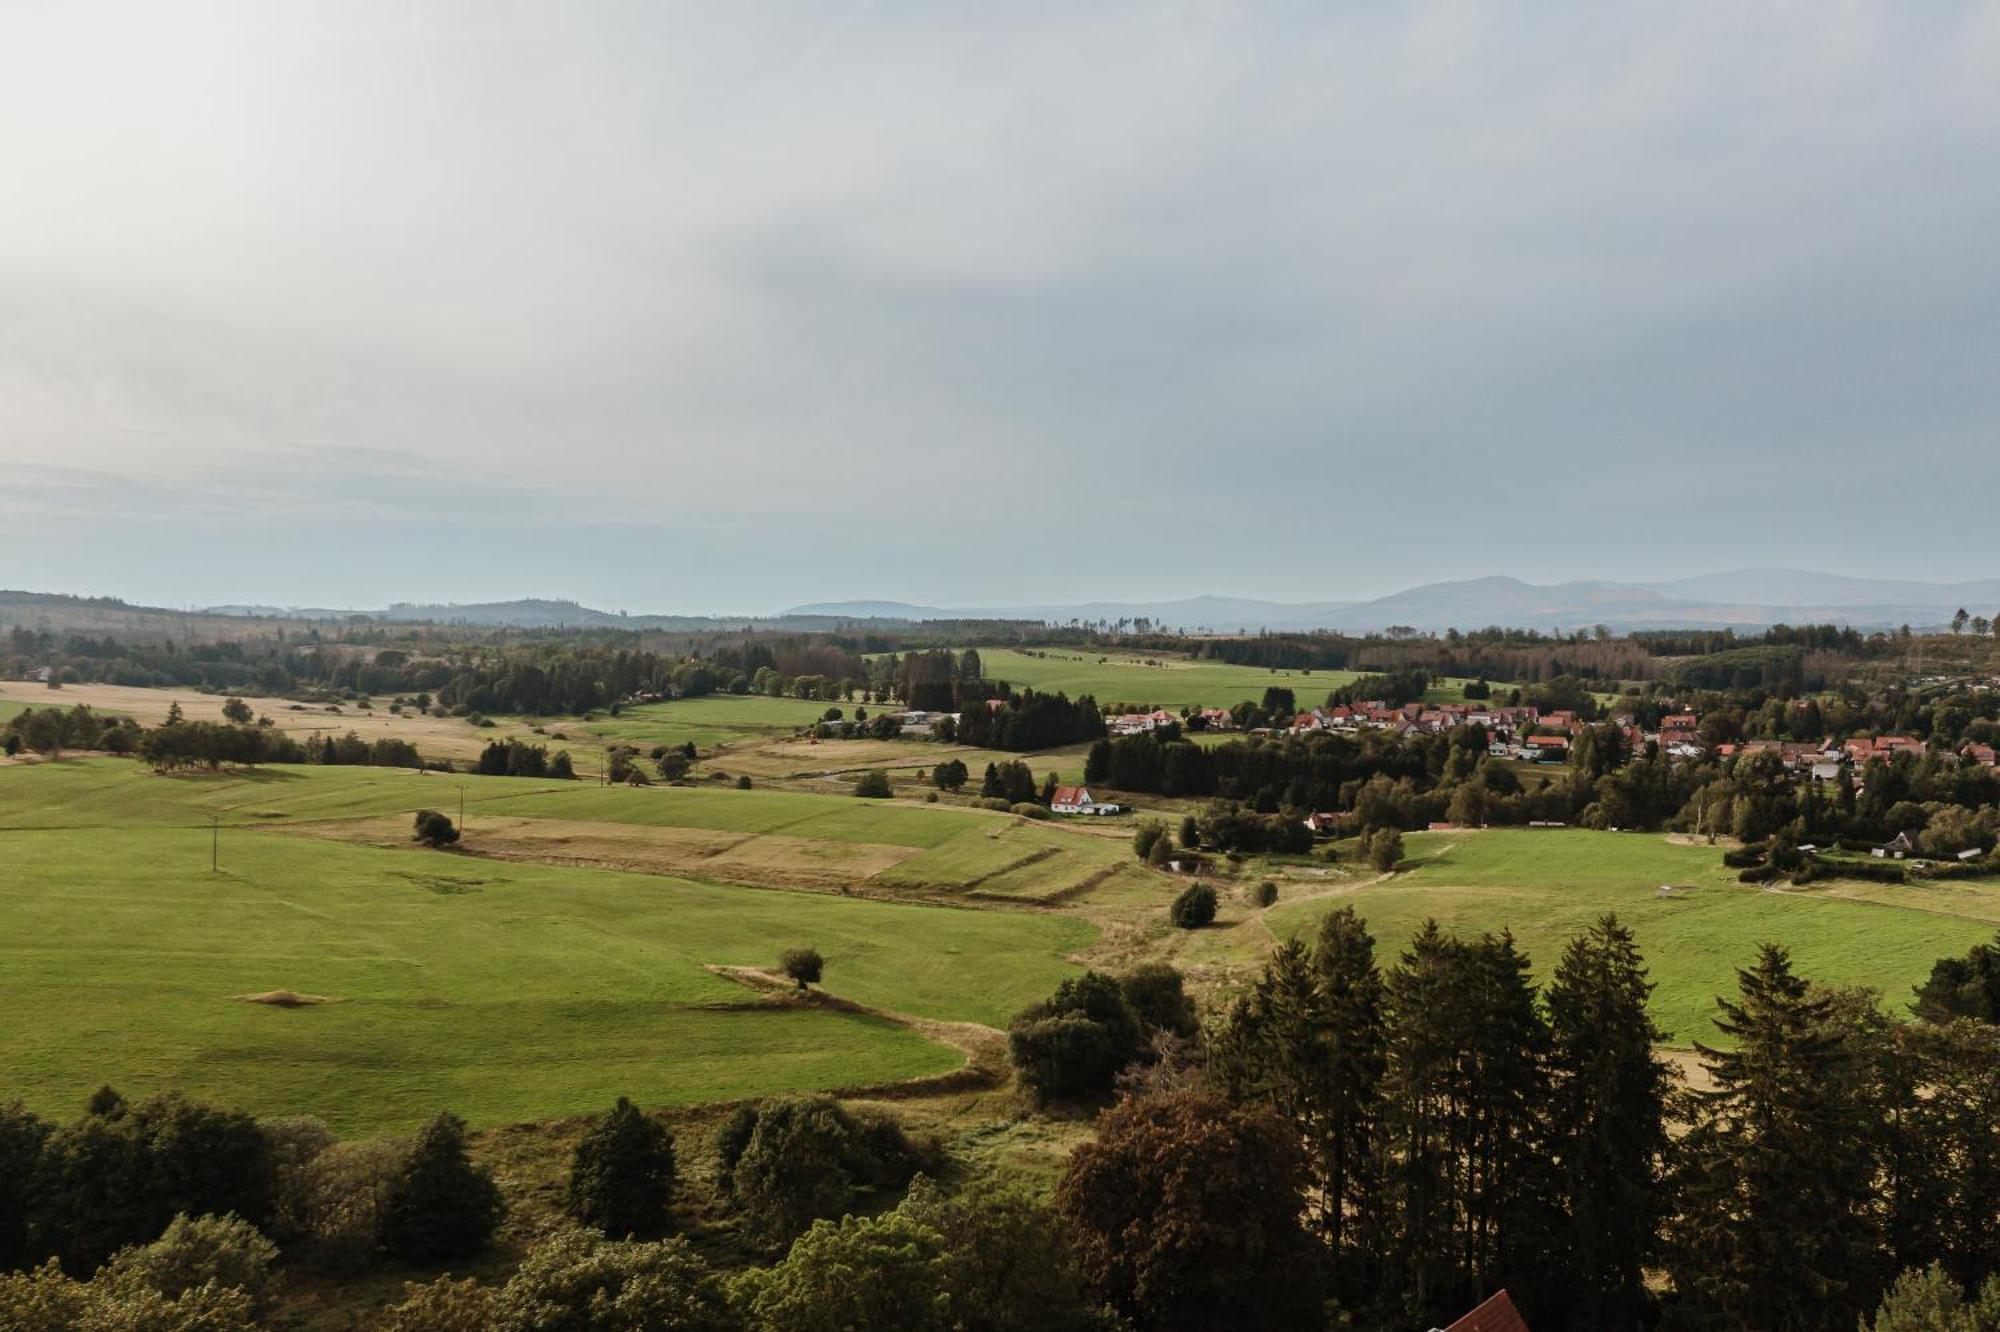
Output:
[1247, 828, 1995, 1046]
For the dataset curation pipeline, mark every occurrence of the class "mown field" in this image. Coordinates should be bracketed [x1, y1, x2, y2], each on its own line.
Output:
[0, 760, 1097, 1131]
[535, 694, 834, 752]
[973, 648, 1352, 710]
[1253, 829, 1996, 1046]
[972, 648, 1483, 711]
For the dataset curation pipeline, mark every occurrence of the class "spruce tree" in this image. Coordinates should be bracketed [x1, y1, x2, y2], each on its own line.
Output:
[1379, 923, 1554, 1325]
[567, 1097, 676, 1236]
[1543, 914, 1672, 1330]
[381, 1111, 503, 1261]
[1667, 943, 1887, 1330]
[1213, 905, 1386, 1302]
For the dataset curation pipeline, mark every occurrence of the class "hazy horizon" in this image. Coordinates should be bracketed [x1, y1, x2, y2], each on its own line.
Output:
[6, 2, 1999, 611]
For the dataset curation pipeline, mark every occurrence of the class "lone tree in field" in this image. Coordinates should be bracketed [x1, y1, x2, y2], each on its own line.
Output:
[220, 696, 254, 725]
[413, 809, 459, 847]
[381, 1111, 503, 1261]
[853, 770, 892, 798]
[568, 1097, 677, 1236]
[1367, 827, 1404, 872]
[780, 947, 824, 991]
[1169, 883, 1218, 929]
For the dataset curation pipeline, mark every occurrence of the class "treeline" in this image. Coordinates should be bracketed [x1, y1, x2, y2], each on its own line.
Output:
[955, 690, 1107, 751]
[3, 705, 426, 772]
[473, 739, 574, 779]
[1001, 917, 2000, 1330]
[0, 1082, 1112, 1332]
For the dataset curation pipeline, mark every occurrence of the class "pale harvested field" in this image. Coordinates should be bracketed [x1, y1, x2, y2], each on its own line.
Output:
[0, 680, 520, 763]
[290, 813, 923, 891]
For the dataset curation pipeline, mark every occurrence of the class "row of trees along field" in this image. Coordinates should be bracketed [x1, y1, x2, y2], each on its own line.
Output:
[2, 704, 426, 771]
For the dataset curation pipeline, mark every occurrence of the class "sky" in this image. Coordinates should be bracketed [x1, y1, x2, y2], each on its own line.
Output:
[2, 1, 1998, 615]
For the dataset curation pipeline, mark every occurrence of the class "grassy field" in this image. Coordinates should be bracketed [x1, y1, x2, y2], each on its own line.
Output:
[534, 694, 834, 752]
[972, 648, 1481, 711]
[974, 648, 1354, 710]
[1257, 829, 1995, 1045]
[0, 761, 1095, 1130]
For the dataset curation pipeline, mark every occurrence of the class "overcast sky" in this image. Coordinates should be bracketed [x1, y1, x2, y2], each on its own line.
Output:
[3, 2, 1997, 614]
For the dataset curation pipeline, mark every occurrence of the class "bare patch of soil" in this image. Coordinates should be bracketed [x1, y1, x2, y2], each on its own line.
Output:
[236, 990, 335, 1007]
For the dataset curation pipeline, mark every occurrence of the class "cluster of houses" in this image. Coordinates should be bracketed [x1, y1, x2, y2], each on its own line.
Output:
[1109, 708, 1201, 736]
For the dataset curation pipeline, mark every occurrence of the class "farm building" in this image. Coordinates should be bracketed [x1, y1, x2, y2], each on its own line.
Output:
[1050, 785, 1121, 816]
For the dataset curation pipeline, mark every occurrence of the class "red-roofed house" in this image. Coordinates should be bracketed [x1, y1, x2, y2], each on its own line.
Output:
[1050, 786, 1121, 816]
[1522, 734, 1570, 762]
[1964, 743, 1998, 767]
[1443, 1289, 1531, 1332]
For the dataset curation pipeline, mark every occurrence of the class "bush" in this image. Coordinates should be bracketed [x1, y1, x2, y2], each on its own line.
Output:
[380, 1112, 502, 1262]
[736, 775, 753, 790]
[1169, 883, 1218, 929]
[567, 1099, 675, 1237]
[0, 1258, 260, 1332]
[1007, 972, 1144, 1104]
[1006, 1017, 1117, 1106]
[853, 770, 893, 798]
[734, 1211, 946, 1332]
[1119, 963, 1199, 1038]
[0, 1102, 51, 1271]
[1366, 827, 1404, 872]
[1132, 821, 1168, 860]
[977, 797, 1013, 812]
[413, 809, 459, 847]
[1253, 880, 1279, 907]
[283, 1137, 404, 1272]
[378, 1276, 495, 1332]
[779, 948, 824, 990]
[1011, 802, 1052, 820]
[489, 1228, 737, 1332]
[34, 1091, 274, 1275]
[728, 1099, 862, 1246]
[260, 1115, 336, 1246]
[100, 1212, 279, 1313]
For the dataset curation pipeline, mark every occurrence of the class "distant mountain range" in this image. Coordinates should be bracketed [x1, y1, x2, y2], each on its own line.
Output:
[191, 569, 2000, 635]
[783, 570, 2000, 633]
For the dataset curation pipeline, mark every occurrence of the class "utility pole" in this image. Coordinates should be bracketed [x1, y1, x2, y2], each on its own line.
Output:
[457, 784, 466, 833]
[211, 812, 220, 873]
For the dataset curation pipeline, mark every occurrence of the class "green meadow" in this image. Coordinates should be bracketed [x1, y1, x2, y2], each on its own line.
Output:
[539, 694, 834, 750]
[1263, 829, 1995, 1046]
[974, 648, 1350, 710]
[0, 761, 1093, 1131]
[972, 648, 1483, 712]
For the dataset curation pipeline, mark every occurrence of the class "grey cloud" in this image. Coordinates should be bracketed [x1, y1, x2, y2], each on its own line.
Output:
[1, 1, 1997, 608]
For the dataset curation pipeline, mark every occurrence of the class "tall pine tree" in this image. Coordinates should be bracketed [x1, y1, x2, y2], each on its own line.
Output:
[1211, 906, 1386, 1301]
[1667, 943, 1886, 1330]
[1379, 923, 1555, 1326]
[1543, 914, 1673, 1330]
